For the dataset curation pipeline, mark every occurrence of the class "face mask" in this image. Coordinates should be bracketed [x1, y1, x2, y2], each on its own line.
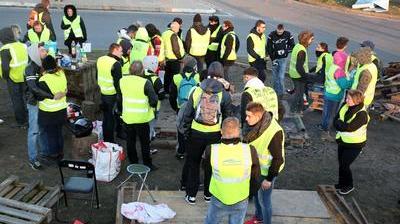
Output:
[315, 51, 323, 58]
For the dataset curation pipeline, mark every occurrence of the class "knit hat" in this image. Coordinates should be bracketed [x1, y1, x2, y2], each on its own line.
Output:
[143, 56, 158, 73]
[42, 55, 57, 72]
[360, 40, 375, 51]
[193, 14, 202, 23]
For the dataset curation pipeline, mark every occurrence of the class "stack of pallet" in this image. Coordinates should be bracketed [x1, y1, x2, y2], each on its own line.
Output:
[0, 176, 61, 224]
[309, 91, 324, 111]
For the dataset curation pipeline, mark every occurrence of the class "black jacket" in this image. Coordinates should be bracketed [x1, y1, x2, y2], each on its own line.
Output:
[334, 103, 369, 149]
[61, 5, 87, 43]
[267, 30, 295, 61]
[185, 22, 209, 55]
[220, 27, 239, 66]
[0, 27, 15, 80]
[25, 61, 53, 105]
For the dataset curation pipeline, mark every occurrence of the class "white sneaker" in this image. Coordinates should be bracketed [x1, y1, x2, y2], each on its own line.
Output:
[150, 149, 158, 155]
[185, 195, 196, 205]
[0, 119, 3, 124]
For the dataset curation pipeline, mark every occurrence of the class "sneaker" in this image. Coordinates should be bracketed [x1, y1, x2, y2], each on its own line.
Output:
[29, 160, 42, 170]
[244, 216, 263, 224]
[204, 195, 211, 203]
[150, 149, 158, 155]
[0, 119, 3, 124]
[175, 153, 184, 160]
[286, 89, 295, 95]
[338, 186, 354, 195]
[185, 195, 196, 205]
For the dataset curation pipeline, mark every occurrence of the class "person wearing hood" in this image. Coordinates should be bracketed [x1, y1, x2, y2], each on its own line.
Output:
[97, 43, 123, 143]
[130, 27, 153, 62]
[24, 21, 55, 44]
[267, 24, 295, 97]
[0, 26, 28, 126]
[241, 67, 279, 134]
[146, 23, 165, 69]
[243, 102, 285, 224]
[247, 20, 267, 83]
[143, 56, 165, 147]
[360, 40, 383, 79]
[169, 55, 200, 161]
[205, 16, 223, 68]
[185, 14, 211, 73]
[61, 4, 87, 54]
[162, 20, 185, 94]
[37, 55, 67, 160]
[117, 25, 138, 45]
[288, 30, 314, 115]
[118, 61, 158, 170]
[27, 0, 56, 40]
[181, 66, 232, 204]
[219, 20, 238, 82]
[25, 43, 54, 169]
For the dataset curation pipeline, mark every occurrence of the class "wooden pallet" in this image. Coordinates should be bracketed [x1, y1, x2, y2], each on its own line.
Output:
[115, 182, 138, 224]
[0, 176, 62, 224]
[309, 91, 324, 111]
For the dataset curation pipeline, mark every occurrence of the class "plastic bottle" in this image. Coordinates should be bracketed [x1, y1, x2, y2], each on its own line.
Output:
[76, 42, 81, 63]
[71, 41, 76, 59]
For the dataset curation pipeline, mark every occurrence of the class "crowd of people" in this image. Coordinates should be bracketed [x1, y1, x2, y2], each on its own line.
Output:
[0, 0, 383, 223]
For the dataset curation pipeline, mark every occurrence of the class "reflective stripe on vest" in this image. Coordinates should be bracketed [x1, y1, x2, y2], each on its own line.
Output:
[173, 72, 200, 108]
[189, 28, 210, 56]
[245, 86, 278, 119]
[62, 15, 83, 40]
[38, 70, 68, 112]
[97, 55, 117, 95]
[336, 104, 370, 144]
[249, 118, 285, 176]
[209, 143, 251, 205]
[120, 75, 155, 124]
[191, 87, 223, 133]
[220, 31, 237, 61]
[316, 52, 333, 75]
[208, 25, 221, 51]
[162, 29, 185, 60]
[0, 42, 28, 83]
[121, 56, 130, 75]
[351, 63, 378, 106]
[324, 64, 341, 95]
[247, 33, 266, 63]
[289, 43, 308, 79]
[28, 27, 50, 43]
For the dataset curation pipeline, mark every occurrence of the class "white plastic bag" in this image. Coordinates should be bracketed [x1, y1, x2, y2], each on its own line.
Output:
[121, 202, 176, 223]
[91, 141, 125, 182]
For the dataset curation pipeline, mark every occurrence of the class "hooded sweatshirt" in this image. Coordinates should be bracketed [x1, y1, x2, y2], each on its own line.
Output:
[61, 5, 87, 42]
[181, 78, 232, 137]
[0, 27, 17, 80]
[185, 22, 210, 55]
[25, 44, 54, 105]
[32, 3, 56, 40]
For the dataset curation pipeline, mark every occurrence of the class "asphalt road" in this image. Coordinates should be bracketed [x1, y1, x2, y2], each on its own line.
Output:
[0, 3, 398, 64]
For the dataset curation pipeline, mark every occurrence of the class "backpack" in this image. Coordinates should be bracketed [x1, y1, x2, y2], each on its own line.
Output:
[27, 9, 39, 28]
[194, 90, 221, 126]
[177, 73, 197, 106]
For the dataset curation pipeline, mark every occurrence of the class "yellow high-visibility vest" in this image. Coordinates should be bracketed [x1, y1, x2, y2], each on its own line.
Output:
[189, 28, 210, 56]
[247, 32, 266, 63]
[162, 29, 185, 60]
[289, 43, 308, 79]
[97, 55, 118, 95]
[62, 15, 83, 40]
[38, 70, 68, 112]
[336, 104, 370, 144]
[0, 42, 28, 83]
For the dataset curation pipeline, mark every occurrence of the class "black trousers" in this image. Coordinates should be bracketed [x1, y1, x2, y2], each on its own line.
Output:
[338, 145, 361, 188]
[7, 79, 26, 125]
[41, 123, 64, 157]
[126, 122, 152, 166]
[184, 131, 221, 197]
[205, 50, 219, 68]
[290, 78, 306, 113]
[164, 60, 181, 94]
[250, 59, 267, 83]
[101, 94, 116, 143]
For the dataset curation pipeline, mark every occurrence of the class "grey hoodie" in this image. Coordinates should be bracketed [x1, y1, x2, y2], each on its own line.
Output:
[0, 27, 16, 79]
[25, 43, 53, 105]
[181, 78, 232, 137]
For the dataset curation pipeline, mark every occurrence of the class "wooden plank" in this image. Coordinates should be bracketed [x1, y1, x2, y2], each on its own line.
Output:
[116, 182, 137, 224]
[12, 181, 42, 201]
[28, 190, 48, 205]
[4, 186, 23, 199]
[0, 214, 36, 224]
[36, 186, 61, 207]
[351, 197, 369, 224]
[0, 185, 15, 197]
[0, 197, 51, 216]
[0, 204, 44, 222]
[0, 176, 19, 193]
[21, 188, 40, 203]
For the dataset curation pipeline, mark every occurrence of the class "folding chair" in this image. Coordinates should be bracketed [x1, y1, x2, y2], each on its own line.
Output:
[58, 159, 100, 222]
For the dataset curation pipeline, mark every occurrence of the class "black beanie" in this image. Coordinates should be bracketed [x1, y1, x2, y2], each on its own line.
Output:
[42, 55, 57, 72]
[193, 14, 202, 23]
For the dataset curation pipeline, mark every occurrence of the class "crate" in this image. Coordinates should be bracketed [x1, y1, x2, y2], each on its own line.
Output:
[0, 176, 62, 224]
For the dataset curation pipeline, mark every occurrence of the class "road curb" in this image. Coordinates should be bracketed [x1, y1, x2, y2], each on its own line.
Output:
[0, 1, 217, 14]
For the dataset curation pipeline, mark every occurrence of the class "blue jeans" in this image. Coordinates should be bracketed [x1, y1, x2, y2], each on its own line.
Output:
[27, 104, 45, 161]
[321, 96, 340, 131]
[205, 196, 248, 224]
[271, 58, 287, 97]
[254, 179, 275, 224]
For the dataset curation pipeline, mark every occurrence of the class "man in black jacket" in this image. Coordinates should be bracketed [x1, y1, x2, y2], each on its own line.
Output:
[205, 16, 223, 68]
[25, 43, 58, 169]
[267, 24, 295, 97]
